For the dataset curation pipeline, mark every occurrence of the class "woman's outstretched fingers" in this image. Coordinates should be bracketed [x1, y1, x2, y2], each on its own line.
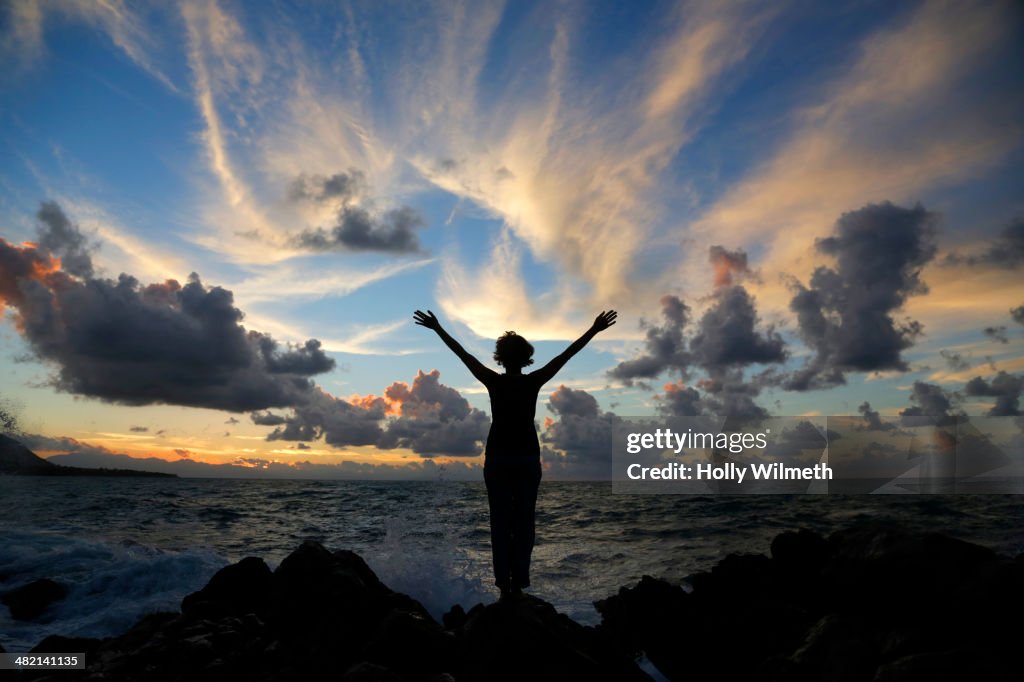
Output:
[593, 310, 617, 331]
[413, 309, 440, 329]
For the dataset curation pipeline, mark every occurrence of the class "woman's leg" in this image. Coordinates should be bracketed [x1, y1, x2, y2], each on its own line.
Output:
[484, 466, 513, 591]
[510, 464, 542, 590]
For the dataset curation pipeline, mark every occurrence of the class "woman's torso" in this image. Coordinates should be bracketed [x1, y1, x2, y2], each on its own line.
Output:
[484, 373, 542, 464]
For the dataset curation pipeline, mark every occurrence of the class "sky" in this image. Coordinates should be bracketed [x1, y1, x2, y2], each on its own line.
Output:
[0, 0, 1022, 479]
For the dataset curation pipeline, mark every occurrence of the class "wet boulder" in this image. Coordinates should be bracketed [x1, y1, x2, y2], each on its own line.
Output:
[2, 578, 67, 621]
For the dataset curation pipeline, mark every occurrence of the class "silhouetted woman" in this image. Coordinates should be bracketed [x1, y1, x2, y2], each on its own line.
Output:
[414, 309, 617, 599]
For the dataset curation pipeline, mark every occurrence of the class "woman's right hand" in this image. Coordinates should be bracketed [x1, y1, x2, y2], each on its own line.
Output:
[592, 310, 618, 332]
[413, 310, 441, 331]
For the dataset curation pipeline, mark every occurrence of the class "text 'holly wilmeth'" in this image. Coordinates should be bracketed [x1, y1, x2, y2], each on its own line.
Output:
[612, 416, 1023, 495]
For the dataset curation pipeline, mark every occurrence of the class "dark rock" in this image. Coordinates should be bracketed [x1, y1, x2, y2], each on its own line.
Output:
[265, 542, 438, 676]
[824, 524, 996, 611]
[771, 530, 829, 613]
[2, 578, 67, 620]
[271, 542, 397, 629]
[790, 614, 851, 667]
[790, 615, 878, 682]
[873, 649, 1011, 682]
[772, 529, 829, 574]
[944, 551, 1024, 650]
[364, 608, 456, 677]
[878, 628, 930, 662]
[596, 523, 1022, 682]
[181, 556, 272, 619]
[340, 661, 405, 681]
[757, 653, 803, 682]
[460, 595, 649, 682]
[442, 603, 467, 630]
[594, 575, 689, 674]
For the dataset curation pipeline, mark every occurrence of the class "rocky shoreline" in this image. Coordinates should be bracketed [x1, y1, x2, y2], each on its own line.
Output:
[5, 523, 1021, 681]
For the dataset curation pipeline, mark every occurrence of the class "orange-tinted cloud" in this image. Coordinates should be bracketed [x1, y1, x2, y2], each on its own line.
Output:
[709, 245, 749, 288]
[0, 239, 62, 310]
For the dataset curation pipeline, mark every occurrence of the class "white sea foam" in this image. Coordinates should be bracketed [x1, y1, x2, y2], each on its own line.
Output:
[363, 496, 493, 621]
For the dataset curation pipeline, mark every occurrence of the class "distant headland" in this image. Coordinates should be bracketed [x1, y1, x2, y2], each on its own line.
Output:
[0, 434, 176, 478]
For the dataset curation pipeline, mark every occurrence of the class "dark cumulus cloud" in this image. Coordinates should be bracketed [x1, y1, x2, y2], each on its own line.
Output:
[857, 401, 896, 432]
[655, 370, 780, 419]
[296, 205, 424, 253]
[36, 200, 95, 278]
[0, 202, 334, 412]
[655, 382, 703, 417]
[787, 202, 938, 391]
[945, 218, 1024, 269]
[939, 350, 970, 372]
[610, 246, 785, 417]
[695, 369, 777, 418]
[983, 326, 1009, 344]
[964, 371, 1022, 416]
[257, 370, 490, 457]
[129, 426, 149, 433]
[547, 385, 599, 419]
[1012, 305, 1024, 326]
[259, 388, 385, 445]
[899, 381, 958, 418]
[378, 370, 490, 456]
[689, 286, 785, 369]
[608, 276, 783, 387]
[606, 295, 690, 387]
[691, 247, 786, 417]
[290, 168, 426, 254]
[656, 372, 778, 420]
[288, 170, 365, 204]
[541, 386, 617, 479]
[251, 411, 288, 426]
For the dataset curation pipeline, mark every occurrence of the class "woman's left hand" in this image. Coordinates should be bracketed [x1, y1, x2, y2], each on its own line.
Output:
[592, 310, 617, 332]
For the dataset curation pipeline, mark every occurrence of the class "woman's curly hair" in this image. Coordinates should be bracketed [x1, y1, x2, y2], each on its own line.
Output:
[493, 331, 534, 369]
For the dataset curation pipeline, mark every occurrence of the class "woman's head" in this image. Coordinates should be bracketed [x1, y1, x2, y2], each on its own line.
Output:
[494, 331, 534, 370]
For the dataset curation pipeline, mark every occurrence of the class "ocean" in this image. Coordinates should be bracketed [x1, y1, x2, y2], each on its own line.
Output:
[1, 477, 1022, 653]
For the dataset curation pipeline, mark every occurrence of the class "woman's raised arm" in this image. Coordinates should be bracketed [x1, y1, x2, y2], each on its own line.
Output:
[531, 310, 617, 386]
[413, 310, 498, 385]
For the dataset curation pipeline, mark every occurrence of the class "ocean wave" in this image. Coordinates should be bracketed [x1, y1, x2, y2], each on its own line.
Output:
[0, 530, 226, 652]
